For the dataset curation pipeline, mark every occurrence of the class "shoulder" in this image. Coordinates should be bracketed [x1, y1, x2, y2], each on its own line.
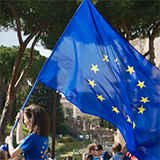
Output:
[26, 133, 48, 140]
[112, 153, 122, 159]
[104, 151, 111, 159]
[124, 156, 131, 160]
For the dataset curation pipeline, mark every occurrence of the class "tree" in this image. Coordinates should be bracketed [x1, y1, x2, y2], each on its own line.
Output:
[96, 1, 141, 41]
[0, 46, 46, 119]
[99, 118, 116, 131]
[99, 118, 104, 127]
[0, 1, 78, 144]
[0, 45, 46, 143]
[135, 1, 160, 64]
[96, 0, 160, 65]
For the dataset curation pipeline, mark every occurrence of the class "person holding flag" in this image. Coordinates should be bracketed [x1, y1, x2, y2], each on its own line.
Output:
[5, 104, 50, 160]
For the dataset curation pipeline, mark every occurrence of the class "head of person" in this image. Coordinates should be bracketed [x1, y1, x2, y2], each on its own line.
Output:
[66, 156, 73, 160]
[97, 144, 104, 156]
[112, 143, 122, 155]
[87, 143, 98, 157]
[0, 149, 7, 160]
[47, 147, 51, 158]
[85, 153, 93, 160]
[24, 104, 50, 137]
[83, 152, 88, 160]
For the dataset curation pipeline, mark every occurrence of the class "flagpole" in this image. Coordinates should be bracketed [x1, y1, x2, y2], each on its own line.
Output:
[11, 79, 38, 134]
[52, 89, 57, 158]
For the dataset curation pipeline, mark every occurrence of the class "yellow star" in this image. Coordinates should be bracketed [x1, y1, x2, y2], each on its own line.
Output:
[102, 54, 109, 62]
[88, 79, 97, 88]
[126, 65, 135, 74]
[127, 115, 131, 123]
[137, 80, 146, 89]
[133, 121, 136, 129]
[112, 106, 120, 114]
[140, 97, 150, 103]
[115, 58, 119, 65]
[97, 94, 105, 102]
[138, 105, 146, 114]
[91, 64, 100, 74]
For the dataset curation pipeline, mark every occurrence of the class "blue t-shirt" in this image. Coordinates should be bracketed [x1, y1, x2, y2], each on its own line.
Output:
[19, 133, 49, 160]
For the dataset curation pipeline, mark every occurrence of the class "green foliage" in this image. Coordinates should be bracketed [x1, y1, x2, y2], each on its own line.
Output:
[99, 118, 117, 131]
[58, 124, 69, 136]
[1, 0, 79, 50]
[81, 114, 97, 122]
[96, 1, 159, 41]
[0, 46, 46, 83]
[39, 1, 79, 50]
[54, 140, 91, 160]
[58, 137, 76, 142]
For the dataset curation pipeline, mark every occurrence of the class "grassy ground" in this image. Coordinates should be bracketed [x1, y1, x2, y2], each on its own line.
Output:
[54, 140, 90, 160]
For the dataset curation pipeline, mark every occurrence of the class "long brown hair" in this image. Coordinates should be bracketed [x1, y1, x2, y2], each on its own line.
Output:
[24, 104, 50, 137]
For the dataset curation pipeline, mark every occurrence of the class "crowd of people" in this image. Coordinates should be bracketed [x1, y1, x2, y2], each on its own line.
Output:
[0, 104, 138, 160]
[83, 142, 138, 160]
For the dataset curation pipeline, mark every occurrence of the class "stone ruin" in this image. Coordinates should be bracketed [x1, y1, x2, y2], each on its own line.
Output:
[65, 117, 115, 143]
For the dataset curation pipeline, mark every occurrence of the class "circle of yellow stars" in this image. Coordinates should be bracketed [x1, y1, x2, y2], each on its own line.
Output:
[89, 56, 150, 130]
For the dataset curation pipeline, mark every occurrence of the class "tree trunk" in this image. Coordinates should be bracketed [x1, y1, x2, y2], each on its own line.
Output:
[148, 36, 155, 65]
[0, 96, 14, 145]
[121, 19, 130, 42]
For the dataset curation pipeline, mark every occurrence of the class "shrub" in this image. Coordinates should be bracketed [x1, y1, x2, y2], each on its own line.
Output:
[58, 137, 76, 142]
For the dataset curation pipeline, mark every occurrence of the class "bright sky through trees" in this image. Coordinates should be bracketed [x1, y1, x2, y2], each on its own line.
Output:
[0, 30, 51, 58]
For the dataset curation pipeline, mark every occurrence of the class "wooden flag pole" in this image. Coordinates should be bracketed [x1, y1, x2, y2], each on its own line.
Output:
[52, 89, 57, 158]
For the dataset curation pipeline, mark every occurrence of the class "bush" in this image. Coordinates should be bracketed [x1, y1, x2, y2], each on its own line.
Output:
[58, 137, 76, 142]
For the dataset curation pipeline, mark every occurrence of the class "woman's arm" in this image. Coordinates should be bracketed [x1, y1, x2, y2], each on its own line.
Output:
[16, 112, 24, 144]
[5, 135, 23, 158]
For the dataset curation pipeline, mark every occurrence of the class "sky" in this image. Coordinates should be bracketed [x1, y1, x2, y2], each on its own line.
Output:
[0, 30, 52, 58]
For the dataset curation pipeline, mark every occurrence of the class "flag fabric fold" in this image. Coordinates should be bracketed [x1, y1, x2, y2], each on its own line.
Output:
[38, 0, 160, 159]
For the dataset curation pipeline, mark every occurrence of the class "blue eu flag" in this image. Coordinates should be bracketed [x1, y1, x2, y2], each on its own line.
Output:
[38, 0, 160, 159]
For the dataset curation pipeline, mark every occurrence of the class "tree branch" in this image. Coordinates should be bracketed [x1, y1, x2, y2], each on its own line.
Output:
[121, 19, 130, 42]
[14, 31, 43, 93]
[143, 50, 150, 58]
[5, 1, 23, 46]
[152, 22, 160, 38]
[23, 20, 52, 48]
[9, 20, 52, 99]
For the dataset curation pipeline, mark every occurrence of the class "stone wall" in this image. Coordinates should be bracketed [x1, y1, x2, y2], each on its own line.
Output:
[65, 117, 114, 142]
[65, 117, 91, 133]
[130, 37, 160, 68]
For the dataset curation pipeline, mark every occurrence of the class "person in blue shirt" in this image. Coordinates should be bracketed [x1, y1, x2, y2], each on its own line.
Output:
[110, 143, 130, 160]
[5, 104, 50, 160]
[97, 144, 111, 160]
